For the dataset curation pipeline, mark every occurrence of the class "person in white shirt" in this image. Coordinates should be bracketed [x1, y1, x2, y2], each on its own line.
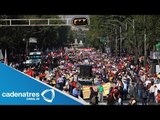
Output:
[149, 84, 157, 103]
[145, 79, 151, 86]
[117, 94, 122, 105]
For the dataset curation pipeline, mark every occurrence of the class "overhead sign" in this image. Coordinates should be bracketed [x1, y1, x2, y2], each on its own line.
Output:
[0, 63, 86, 105]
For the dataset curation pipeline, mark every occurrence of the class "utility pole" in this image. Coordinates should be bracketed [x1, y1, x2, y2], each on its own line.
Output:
[119, 26, 122, 56]
[115, 29, 118, 57]
[144, 15, 147, 67]
[144, 31, 147, 66]
[133, 19, 138, 65]
[26, 39, 29, 55]
[133, 19, 135, 34]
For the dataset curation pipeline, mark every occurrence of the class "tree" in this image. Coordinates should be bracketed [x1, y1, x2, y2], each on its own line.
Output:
[0, 15, 72, 62]
[86, 15, 128, 52]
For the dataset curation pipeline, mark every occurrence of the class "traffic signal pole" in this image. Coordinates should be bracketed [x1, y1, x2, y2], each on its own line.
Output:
[0, 18, 89, 27]
[0, 19, 72, 26]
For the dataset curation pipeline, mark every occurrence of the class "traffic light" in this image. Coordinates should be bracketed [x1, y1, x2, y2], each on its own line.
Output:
[72, 17, 88, 26]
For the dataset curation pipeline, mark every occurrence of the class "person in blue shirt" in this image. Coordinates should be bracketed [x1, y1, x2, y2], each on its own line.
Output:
[72, 86, 79, 98]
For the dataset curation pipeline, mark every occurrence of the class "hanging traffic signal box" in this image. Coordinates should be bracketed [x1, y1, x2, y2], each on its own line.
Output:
[72, 17, 88, 26]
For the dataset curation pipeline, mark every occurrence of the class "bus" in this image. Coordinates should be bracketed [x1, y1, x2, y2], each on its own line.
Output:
[23, 51, 42, 66]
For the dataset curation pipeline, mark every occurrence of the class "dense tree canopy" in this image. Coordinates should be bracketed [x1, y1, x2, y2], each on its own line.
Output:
[86, 15, 160, 58]
[0, 15, 73, 55]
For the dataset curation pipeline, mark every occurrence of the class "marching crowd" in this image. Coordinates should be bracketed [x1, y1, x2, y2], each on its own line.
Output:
[8, 47, 160, 105]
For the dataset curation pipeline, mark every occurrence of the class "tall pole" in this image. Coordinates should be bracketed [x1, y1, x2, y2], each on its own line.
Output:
[26, 40, 29, 55]
[119, 26, 122, 57]
[133, 19, 138, 65]
[144, 16, 147, 67]
[133, 19, 135, 34]
[144, 31, 147, 66]
[115, 29, 118, 57]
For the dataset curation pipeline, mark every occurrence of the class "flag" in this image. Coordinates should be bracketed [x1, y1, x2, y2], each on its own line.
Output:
[4, 49, 8, 65]
[0, 49, 3, 60]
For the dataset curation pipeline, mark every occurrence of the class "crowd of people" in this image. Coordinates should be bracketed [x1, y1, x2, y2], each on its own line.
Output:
[8, 47, 160, 105]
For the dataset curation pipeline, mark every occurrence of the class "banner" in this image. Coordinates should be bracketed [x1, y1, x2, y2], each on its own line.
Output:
[82, 83, 111, 99]
[82, 86, 91, 99]
[102, 82, 111, 96]
[0, 63, 86, 105]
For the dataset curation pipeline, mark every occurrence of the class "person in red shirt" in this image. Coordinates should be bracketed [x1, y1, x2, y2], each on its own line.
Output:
[156, 90, 160, 104]
[25, 68, 34, 77]
[110, 86, 120, 100]
[145, 64, 150, 72]
[65, 55, 69, 61]
[39, 72, 46, 80]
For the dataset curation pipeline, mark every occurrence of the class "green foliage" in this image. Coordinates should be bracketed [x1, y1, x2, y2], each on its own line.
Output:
[0, 15, 72, 53]
[87, 15, 160, 55]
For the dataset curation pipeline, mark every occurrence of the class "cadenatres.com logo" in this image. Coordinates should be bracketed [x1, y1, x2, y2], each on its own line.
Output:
[41, 89, 55, 103]
[1, 89, 55, 103]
